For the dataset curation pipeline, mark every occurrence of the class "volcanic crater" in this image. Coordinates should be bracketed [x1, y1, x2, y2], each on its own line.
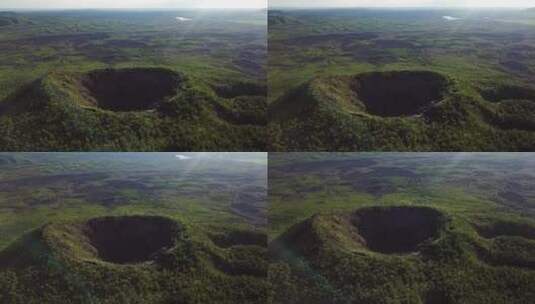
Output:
[81, 68, 182, 112]
[85, 216, 180, 264]
[351, 206, 445, 254]
[352, 71, 449, 117]
[480, 85, 535, 103]
[475, 221, 535, 240]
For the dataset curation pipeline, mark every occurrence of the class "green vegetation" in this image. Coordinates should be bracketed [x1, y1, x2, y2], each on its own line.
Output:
[268, 153, 535, 303]
[0, 153, 267, 303]
[268, 9, 535, 151]
[0, 10, 266, 151]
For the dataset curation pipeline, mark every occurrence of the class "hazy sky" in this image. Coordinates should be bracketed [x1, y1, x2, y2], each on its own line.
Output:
[270, 0, 535, 8]
[0, 0, 266, 9]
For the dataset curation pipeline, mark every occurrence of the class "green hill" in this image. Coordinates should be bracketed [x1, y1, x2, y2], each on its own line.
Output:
[0, 215, 267, 304]
[0, 67, 266, 151]
[269, 206, 535, 304]
[269, 70, 535, 151]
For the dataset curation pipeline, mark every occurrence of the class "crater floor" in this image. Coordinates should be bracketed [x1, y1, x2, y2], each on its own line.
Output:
[81, 68, 182, 112]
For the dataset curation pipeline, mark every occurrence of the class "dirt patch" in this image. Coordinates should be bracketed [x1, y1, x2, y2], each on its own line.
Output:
[85, 216, 180, 264]
[81, 68, 182, 111]
[351, 206, 445, 254]
[352, 71, 449, 117]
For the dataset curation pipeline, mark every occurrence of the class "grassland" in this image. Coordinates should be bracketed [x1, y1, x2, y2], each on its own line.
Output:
[0, 153, 267, 303]
[268, 153, 535, 303]
[268, 9, 535, 151]
[0, 10, 267, 151]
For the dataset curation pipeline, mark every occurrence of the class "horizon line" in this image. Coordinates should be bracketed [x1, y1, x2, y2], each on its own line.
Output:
[0, 7, 267, 11]
[268, 6, 532, 9]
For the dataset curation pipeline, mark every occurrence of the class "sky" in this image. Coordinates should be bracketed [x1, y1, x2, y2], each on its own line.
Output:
[0, 0, 266, 9]
[270, 0, 535, 8]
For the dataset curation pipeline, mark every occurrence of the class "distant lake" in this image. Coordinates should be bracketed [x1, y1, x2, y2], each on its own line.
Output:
[175, 154, 192, 160]
[443, 16, 461, 21]
[176, 17, 192, 22]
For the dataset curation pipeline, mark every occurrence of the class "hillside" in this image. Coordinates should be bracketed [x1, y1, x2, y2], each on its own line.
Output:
[269, 70, 535, 151]
[268, 153, 535, 303]
[0, 67, 266, 151]
[0, 215, 267, 303]
[270, 206, 535, 304]
[268, 9, 535, 151]
[0, 10, 267, 151]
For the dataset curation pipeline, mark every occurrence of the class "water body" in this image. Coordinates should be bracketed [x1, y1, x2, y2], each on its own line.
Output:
[175, 154, 192, 160]
[176, 17, 192, 22]
[443, 16, 462, 21]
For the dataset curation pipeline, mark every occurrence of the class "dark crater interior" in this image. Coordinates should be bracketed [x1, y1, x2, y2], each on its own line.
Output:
[475, 221, 535, 269]
[85, 216, 179, 264]
[352, 71, 448, 117]
[475, 221, 535, 240]
[81, 68, 181, 111]
[478, 85, 535, 131]
[351, 206, 445, 254]
[480, 85, 535, 103]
